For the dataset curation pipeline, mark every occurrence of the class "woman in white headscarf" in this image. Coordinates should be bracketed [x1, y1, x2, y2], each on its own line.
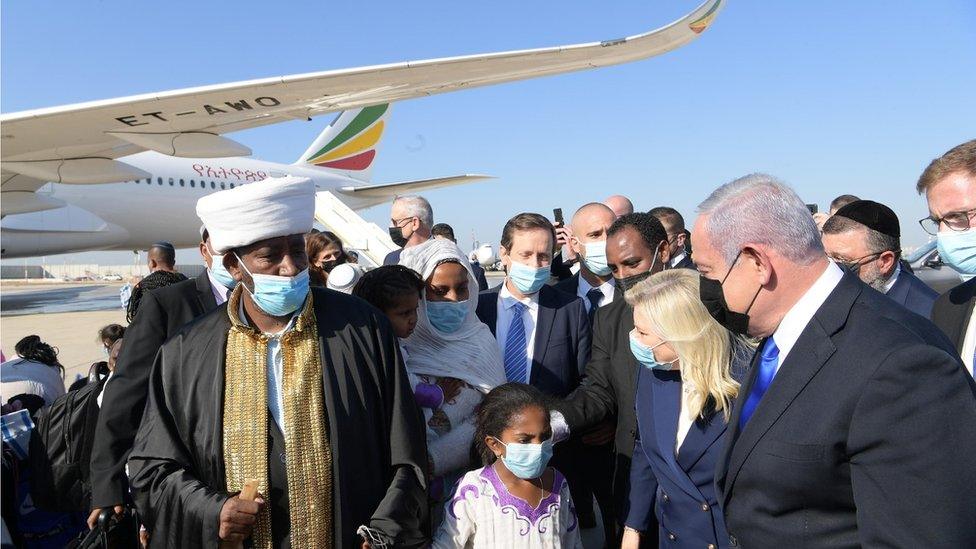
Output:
[399, 239, 507, 490]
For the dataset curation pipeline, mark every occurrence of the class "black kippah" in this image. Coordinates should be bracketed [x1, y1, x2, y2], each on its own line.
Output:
[833, 200, 900, 238]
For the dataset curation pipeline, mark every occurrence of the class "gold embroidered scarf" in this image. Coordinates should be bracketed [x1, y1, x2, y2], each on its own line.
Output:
[223, 286, 333, 549]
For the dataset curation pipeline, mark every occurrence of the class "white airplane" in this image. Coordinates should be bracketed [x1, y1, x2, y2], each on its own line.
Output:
[0, 0, 723, 262]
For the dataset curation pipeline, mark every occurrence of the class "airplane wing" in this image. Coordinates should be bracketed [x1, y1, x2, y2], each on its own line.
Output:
[0, 0, 723, 185]
[337, 174, 494, 199]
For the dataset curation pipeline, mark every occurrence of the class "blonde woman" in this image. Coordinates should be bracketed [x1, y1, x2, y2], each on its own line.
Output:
[621, 269, 753, 549]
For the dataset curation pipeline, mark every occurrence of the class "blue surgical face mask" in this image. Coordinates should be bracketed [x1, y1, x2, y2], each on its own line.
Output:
[493, 437, 554, 480]
[937, 228, 976, 277]
[508, 261, 550, 295]
[235, 254, 310, 317]
[209, 253, 238, 289]
[426, 300, 468, 333]
[582, 240, 612, 277]
[629, 330, 677, 370]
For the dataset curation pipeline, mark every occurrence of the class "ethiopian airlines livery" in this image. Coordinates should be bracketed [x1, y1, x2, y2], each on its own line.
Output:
[0, 0, 723, 259]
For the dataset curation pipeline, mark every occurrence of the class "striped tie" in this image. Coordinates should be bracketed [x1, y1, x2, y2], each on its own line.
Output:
[504, 302, 528, 384]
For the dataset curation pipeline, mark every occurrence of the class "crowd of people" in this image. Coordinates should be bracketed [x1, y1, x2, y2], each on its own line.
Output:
[1, 138, 975, 548]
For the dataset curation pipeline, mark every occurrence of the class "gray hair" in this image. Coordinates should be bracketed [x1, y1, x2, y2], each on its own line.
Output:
[697, 173, 823, 266]
[393, 195, 434, 228]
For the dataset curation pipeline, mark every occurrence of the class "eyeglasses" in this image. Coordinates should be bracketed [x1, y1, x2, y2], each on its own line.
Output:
[918, 207, 976, 236]
[390, 216, 417, 227]
[830, 250, 897, 274]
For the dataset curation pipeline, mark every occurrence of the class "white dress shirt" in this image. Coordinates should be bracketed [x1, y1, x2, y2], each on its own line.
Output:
[670, 251, 688, 268]
[207, 270, 232, 305]
[495, 282, 540, 382]
[237, 299, 298, 435]
[961, 308, 976, 378]
[676, 382, 695, 452]
[882, 263, 901, 294]
[577, 275, 615, 313]
[771, 262, 844, 370]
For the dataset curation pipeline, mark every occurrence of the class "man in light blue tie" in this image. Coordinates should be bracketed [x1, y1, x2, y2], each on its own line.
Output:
[695, 173, 976, 548]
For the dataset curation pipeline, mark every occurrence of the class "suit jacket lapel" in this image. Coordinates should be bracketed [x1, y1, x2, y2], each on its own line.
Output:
[676, 408, 727, 474]
[650, 371, 706, 500]
[533, 287, 557, 369]
[885, 274, 910, 308]
[716, 343, 761, 506]
[195, 271, 219, 313]
[478, 291, 500, 336]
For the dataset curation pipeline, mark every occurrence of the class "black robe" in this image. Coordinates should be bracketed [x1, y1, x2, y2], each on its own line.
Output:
[128, 287, 429, 548]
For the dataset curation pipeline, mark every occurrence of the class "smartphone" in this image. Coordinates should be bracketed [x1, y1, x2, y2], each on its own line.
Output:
[553, 208, 564, 227]
[806, 203, 819, 215]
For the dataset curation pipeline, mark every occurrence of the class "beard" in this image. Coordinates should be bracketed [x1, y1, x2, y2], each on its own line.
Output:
[861, 263, 891, 293]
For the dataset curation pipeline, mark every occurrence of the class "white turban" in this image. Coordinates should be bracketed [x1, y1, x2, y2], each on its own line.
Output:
[196, 175, 315, 253]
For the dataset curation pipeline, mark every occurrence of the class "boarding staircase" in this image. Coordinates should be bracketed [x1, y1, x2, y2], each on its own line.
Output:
[313, 191, 396, 267]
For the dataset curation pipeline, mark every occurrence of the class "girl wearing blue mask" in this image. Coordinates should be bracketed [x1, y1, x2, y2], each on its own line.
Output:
[621, 269, 753, 549]
[400, 239, 508, 526]
[434, 383, 582, 548]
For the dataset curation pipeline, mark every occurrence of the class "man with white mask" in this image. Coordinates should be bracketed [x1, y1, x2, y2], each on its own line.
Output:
[127, 176, 428, 548]
[554, 203, 619, 322]
[917, 139, 976, 377]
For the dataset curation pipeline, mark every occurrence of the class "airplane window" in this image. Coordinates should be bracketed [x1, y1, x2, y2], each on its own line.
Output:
[179, 179, 185, 187]
[210, 181, 216, 189]
[157, 177, 163, 185]
[145, 178, 151, 184]
[190, 180, 196, 188]
[230, 183, 235, 189]
[168, 178, 174, 186]
[220, 182, 226, 190]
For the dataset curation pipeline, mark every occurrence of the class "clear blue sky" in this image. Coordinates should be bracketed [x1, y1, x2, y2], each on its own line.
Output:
[2, 0, 974, 266]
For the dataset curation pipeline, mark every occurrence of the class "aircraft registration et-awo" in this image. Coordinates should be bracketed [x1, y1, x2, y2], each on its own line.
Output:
[0, 0, 724, 264]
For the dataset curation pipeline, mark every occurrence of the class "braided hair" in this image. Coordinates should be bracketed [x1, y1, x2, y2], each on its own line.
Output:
[126, 270, 187, 322]
[14, 335, 64, 378]
[352, 265, 423, 312]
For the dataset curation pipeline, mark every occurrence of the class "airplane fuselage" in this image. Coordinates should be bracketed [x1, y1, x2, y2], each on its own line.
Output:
[0, 152, 384, 258]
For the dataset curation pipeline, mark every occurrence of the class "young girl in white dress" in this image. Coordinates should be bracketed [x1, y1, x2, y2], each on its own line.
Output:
[434, 383, 582, 548]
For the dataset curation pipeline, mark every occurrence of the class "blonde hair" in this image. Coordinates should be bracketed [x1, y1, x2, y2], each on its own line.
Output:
[626, 269, 752, 421]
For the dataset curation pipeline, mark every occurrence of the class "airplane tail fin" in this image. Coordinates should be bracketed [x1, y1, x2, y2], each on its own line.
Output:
[295, 103, 390, 182]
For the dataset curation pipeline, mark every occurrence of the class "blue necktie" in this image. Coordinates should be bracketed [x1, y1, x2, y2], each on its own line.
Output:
[739, 337, 780, 429]
[586, 287, 603, 324]
[503, 302, 528, 383]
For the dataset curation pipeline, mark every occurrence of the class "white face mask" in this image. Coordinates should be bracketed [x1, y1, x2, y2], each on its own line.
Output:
[582, 240, 611, 276]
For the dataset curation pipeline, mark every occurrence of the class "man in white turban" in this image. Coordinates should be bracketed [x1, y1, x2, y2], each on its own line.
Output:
[128, 176, 428, 548]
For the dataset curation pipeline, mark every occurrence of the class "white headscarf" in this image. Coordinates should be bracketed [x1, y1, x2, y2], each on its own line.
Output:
[400, 239, 506, 393]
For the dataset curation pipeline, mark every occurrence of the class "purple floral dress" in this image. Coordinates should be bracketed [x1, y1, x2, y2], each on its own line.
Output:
[433, 465, 582, 548]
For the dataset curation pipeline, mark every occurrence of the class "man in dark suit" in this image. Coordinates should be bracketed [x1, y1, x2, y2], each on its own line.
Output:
[696, 174, 976, 547]
[553, 212, 671, 547]
[916, 139, 976, 378]
[650, 206, 696, 270]
[383, 195, 433, 265]
[88, 228, 232, 527]
[821, 199, 938, 318]
[551, 202, 618, 533]
[553, 203, 619, 316]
